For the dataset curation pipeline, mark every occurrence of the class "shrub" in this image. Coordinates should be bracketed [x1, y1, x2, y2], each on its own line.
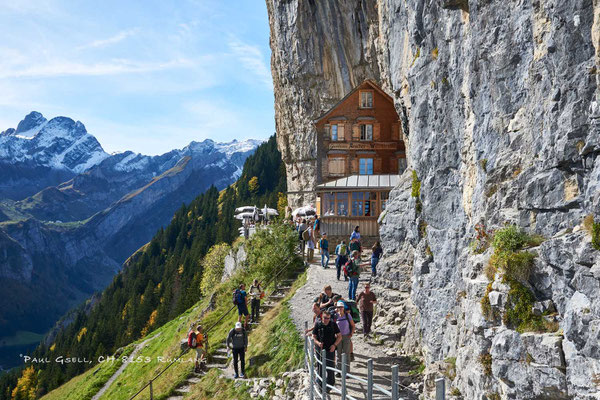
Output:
[480, 158, 488, 172]
[491, 225, 528, 253]
[480, 283, 499, 321]
[200, 243, 232, 295]
[450, 387, 462, 397]
[592, 219, 600, 251]
[504, 279, 546, 333]
[411, 170, 422, 213]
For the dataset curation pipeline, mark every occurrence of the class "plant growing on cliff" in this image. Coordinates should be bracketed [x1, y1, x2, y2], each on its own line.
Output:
[479, 353, 492, 376]
[584, 214, 600, 251]
[411, 170, 422, 213]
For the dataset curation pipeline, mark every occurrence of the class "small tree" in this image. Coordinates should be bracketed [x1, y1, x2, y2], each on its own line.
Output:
[200, 243, 232, 295]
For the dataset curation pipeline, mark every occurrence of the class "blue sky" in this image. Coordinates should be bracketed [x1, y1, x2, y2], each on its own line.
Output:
[0, 0, 275, 155]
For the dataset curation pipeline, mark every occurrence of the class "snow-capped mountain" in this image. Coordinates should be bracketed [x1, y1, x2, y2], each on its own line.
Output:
[0, 111, 109, 173]
[0, 112, 263, 201]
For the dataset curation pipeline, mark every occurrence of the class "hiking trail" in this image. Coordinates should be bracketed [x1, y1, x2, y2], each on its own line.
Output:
[289, 248, 420, 399]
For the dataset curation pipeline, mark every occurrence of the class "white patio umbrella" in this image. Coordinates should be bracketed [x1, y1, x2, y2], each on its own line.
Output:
[261, 205, 279, 216]
[292, 205, 317, 218]
[235, 206, 257, 213]
[234, 211, 255, 220]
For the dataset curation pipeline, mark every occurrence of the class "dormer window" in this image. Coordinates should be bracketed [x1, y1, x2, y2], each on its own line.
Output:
[360, 91, 373, 108]
[360, 124, 373, 141]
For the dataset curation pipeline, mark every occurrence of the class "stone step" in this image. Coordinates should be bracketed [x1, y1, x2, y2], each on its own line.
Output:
[276, 286, 292, 291]
[191, 371, 206, 377]
[175, 385, 192, 393]
[211, 354, 228, 361]
[187, 377, 203, 383]
[205, 363, 227, 369]
[268, 294, 285, 299]
[166, 396, 184, 400]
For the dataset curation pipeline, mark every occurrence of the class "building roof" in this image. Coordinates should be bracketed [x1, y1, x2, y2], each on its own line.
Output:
[314, 80, 395, 124]
[316, 174, 400, 191]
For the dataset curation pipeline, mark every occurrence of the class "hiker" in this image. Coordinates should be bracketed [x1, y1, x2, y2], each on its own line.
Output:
[235, 284, 250, 329]
[311, 310, 341, 389]
[349, 237, 362, 260]
[306, 225, 315, 262]
[319, 233, 330, 268]
[371, 241, 383, 277]
[313, 285, 338, 320]
[334, 301, 355, 373]
[356, 283, 377, 336]
[345, 251, 368, 300]
[249, 279, 263, 323]
[335, 240, 349, 281]
[227, 322, 248, 378]
[350, 225, 361, 242]
[188, 324, 207, 373]
[313, 215, 321, 246]
[298, 219, 308, 257]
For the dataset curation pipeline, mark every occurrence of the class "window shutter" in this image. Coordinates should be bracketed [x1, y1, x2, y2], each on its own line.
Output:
[324, 124, 330, 140]
[374, 157, 382, 173]
[351, 158, 358, 174]
[373, 123, 380, 141]
[338, 124, 345, 141]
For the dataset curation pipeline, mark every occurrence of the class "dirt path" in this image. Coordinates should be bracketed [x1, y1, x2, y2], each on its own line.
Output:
[289, 250, 418, 399]
[91, 332, 161, 400]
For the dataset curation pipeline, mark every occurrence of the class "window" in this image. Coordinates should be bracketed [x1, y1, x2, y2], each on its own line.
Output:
[329, 124, 344, 141]
[336, 192, 348, 216]
[322, 193, 335, 216]
[352, 192, 364, 216]
[360, 124, 373, 141]
[329, 158, 345, 175]
[359, 158, 373, 175]
[360, 91, 373, 108]
[364, 192, 377, 216]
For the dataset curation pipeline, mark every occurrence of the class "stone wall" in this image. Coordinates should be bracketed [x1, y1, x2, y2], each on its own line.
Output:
[268, 0, 600, 398]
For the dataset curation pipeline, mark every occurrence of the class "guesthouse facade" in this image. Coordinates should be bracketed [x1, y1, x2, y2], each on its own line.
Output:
[314, 80, 405, 241]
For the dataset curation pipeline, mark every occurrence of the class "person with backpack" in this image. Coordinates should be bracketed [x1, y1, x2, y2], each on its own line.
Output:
[334, 301, 355, 373]
[319, 233, 330, 268]
[188, 324, 207, 373]
[249, 279, 263, 323]
[234, 284, 250, 329]
[346, 250, 367, 300]
[356, 283, 377, 336]
[335, 240, 349, 281]
[310, 310, 341, 389]
[349, 237, 362, 259]
[227, 322, 248, 378]
[371, 242, 383, 277]
[298, 219, 308, 258]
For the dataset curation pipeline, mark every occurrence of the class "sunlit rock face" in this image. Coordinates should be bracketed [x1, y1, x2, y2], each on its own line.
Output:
[268, 0, 600, 398]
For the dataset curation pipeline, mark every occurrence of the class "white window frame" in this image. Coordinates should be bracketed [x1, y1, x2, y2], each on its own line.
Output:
[360, 91, 373, 108]
[359, 158, 373, 175]
[360, 124, 373, 141]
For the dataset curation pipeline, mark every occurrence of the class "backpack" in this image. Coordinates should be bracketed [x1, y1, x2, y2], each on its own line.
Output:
[345, 260, 358, 277]
[345, 300, 361, 323]
[338, 244, 347, 255]
[302, 228, 310, 241]
[232, 289, 241, 305]
[188, 331, 197, 348]
[336, 313, 352, 335]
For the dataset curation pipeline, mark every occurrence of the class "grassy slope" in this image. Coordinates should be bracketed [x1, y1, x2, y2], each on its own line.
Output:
[40, 346, 134, 400]
[41, 264, 307, 400]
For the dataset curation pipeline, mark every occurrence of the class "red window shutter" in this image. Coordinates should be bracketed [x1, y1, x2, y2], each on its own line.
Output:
[352, 124, 360, 141]
[373, 123, 381, 141]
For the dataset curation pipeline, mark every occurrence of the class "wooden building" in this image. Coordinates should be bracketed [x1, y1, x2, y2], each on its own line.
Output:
[314, 80, 406, 241]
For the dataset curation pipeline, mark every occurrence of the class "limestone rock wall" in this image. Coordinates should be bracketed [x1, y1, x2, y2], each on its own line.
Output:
[268, 0, 600, 398]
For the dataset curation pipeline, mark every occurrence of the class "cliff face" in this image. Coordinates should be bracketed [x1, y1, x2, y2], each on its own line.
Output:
[268, 0, 600, 398]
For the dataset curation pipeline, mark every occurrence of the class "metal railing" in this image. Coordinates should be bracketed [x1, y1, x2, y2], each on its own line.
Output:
[304, 325, 447, 399]
[128, 244, 305, 400]
[304, 326, 403, 400]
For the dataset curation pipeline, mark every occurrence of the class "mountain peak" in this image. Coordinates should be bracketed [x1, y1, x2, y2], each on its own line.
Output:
[15, 111, 47, 137]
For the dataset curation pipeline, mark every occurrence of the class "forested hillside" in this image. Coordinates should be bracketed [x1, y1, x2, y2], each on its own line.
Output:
[0, 135, 286, 400]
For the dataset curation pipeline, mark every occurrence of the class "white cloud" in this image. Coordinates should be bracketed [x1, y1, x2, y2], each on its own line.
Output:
[0, 58, 195, 79]
[228, 36, 273, 90]
[76, 28, 140, 50]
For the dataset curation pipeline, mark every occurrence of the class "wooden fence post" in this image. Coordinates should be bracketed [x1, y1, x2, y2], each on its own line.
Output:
[149, 381, 153, 400]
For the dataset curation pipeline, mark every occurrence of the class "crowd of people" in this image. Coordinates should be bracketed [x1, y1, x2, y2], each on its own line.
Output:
[306, 282, 377, 391]
[187, 278, 264, 377]
[185, 217, 385, 384]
